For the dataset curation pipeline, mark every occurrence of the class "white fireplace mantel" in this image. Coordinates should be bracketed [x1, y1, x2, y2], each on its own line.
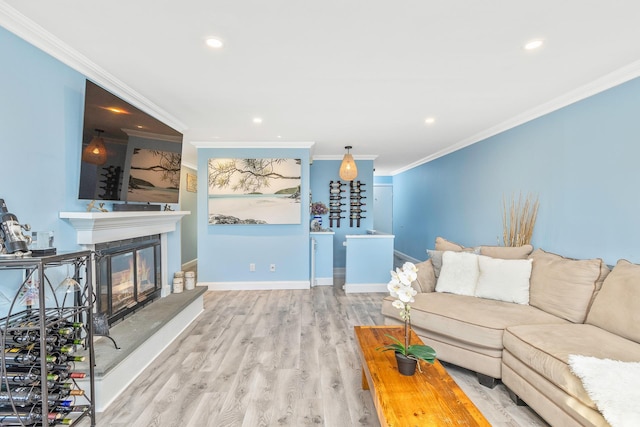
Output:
[59, 211, 190, 245]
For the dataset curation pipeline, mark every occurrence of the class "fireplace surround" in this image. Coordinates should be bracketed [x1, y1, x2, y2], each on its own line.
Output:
[95, 235, 161, 324]
[59, 210, 190, 320]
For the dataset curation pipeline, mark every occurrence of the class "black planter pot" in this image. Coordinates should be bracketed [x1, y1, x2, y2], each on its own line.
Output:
[395, 352, 417, 376]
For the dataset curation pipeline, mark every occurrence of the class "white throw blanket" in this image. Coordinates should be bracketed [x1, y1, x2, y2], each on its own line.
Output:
[568, 355, 640, 427]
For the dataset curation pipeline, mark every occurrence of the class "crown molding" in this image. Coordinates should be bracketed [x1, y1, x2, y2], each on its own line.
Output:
[181, 161, 197, 170]
[0, 2, 187, 133]
[391, 59, 640, 175]
[312, 154, 378, 161]
[190, 141, 315, 149]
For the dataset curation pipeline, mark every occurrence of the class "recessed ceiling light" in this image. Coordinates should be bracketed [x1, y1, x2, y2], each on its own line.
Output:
[206, 38, 224, 49]
[524, 39, 544, 50]
[277, 135, 282, 139]
[253, 117, 263, 124]
[425, 117, 436, 125]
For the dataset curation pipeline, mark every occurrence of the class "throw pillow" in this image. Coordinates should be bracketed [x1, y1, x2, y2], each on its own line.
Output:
[479, 244, 534, 260]
[435, 236, 465, 252]
[429, 241, 480, 277]
[435, 251, 480, 296]
[569, 355, 640, 427]
[528, 249, 610, 323]
[586, 259, 640, 343]
[475, 255, 532, 304]
[412, 259, 437, 293]
[426, 249, 444, 277]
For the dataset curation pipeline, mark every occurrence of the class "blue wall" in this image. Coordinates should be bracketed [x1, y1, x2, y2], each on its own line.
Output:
[197, 148, 311, 284]
[1, 27, 86, 248]
[0, 27, 182, 277]
[393, 76, 640, 266]
[310, 159, 374, 268]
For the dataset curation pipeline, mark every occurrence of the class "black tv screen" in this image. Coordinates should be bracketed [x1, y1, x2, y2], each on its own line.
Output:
[78, 80, 183, 204]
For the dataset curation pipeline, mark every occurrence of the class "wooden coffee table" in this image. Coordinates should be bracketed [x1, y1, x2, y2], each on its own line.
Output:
[355, 325, 490, 427]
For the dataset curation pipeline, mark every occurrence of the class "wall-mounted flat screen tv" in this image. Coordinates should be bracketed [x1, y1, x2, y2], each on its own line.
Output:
[78, 80, 183, 204]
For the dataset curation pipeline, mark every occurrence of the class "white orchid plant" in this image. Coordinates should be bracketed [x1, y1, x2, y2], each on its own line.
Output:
[378, 262, 436, 366]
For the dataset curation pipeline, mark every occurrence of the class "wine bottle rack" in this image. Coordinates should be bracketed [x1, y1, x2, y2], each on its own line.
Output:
[328, 180, 346, 228]
[349, 181, 366, 227]
[0, 251, 95, 427]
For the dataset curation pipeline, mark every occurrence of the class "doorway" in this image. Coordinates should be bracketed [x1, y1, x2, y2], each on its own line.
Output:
[373, 184, 393, 234]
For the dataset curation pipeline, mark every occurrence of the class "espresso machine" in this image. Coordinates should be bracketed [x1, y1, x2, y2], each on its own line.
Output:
[0, 199, 32, 257]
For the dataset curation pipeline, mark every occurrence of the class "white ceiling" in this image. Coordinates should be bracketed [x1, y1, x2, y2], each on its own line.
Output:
[3, 1, 640, 174]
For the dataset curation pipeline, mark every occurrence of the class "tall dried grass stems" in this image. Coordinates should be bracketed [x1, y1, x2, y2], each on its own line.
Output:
[502, 193, 539, 247]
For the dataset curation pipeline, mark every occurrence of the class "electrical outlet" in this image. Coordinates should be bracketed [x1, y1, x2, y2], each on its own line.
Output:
[270, 264, 276, 272]
[249, 263, 256, 272]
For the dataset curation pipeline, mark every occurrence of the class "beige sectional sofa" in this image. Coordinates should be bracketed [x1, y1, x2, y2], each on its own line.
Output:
[382, 237, 640, 427]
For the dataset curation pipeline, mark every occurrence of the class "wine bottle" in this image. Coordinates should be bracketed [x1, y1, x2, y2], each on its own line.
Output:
[56, 344, 82, 355]
[5, 332, 58, 345]
[53, 354, 86, 363]
[0, 372, 40, 386]
[51, 370, 86, 381]
[52, 403, 90, 414]
[0, 407, 64, 425]
[3, 349, 56, 365]
[0, 387, 40, 406]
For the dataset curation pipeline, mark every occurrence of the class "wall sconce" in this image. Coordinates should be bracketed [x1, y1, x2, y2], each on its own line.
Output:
[339, 145, 358, 181]
[82, 129, 107, 165]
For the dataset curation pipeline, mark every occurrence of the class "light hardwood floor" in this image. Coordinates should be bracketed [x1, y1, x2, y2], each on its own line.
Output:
[85, 285, 549, 426]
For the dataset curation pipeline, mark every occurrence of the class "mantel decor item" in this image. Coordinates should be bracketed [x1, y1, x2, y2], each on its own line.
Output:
[339, 146, 358, 181]
[377, 262, 436, 375]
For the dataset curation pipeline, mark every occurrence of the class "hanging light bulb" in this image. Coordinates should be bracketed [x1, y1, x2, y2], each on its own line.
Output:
[82, 129, 107, 165]
[339, 146, 358, 181]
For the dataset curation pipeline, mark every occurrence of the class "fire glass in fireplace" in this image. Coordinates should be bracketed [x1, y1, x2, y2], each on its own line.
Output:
[96, 235, 161, 324]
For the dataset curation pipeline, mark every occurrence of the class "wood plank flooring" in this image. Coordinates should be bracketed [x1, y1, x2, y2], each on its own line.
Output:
[82, 285, 549, 426]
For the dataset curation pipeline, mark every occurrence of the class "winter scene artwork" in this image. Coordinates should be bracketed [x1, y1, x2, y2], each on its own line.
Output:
[208, 158, 301, 225]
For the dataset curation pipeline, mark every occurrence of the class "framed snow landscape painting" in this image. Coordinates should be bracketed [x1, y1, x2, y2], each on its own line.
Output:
[207, 158, 302, 225]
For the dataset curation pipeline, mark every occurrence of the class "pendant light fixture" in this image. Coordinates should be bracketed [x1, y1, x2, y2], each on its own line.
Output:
[82, 129, 107, 165]
[339, 146, 358, 181]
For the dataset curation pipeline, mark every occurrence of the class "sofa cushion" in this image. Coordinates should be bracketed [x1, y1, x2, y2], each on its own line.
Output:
[412, 259, 437, 293]
[435, 236, 465, 251]
[475, 255, 532, 304]
[528, 249, 610, 323]
[435, 251, 479, 296]
[504, 323, 640, 410]
[434, 237, 532, 260]
[426, 249, 445, 277]
[586, 259, 640, 343]
[479, 244, 533, 259]
[382, 292, 568, 353]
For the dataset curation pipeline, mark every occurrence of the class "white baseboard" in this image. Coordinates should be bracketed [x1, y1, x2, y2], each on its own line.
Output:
[202, 281, 310, 291]
[344, 282, 388, 293]
[313, 277, 333, 286]
[87, 294, 204, 412]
